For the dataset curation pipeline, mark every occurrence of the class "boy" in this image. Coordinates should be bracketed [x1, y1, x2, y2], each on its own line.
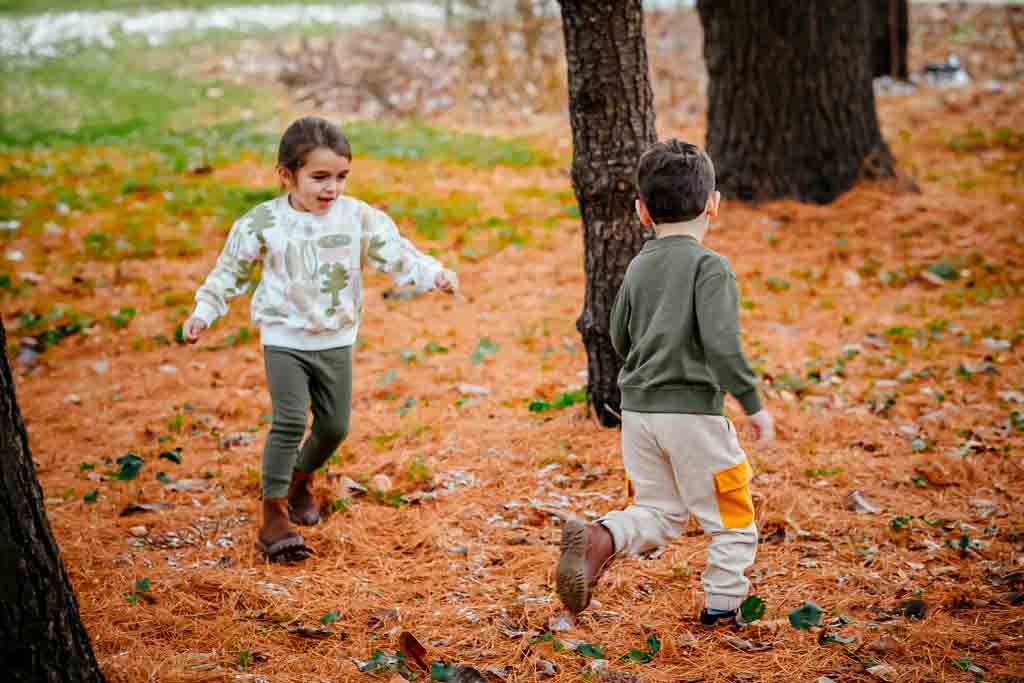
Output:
[556, 139, 774, 625]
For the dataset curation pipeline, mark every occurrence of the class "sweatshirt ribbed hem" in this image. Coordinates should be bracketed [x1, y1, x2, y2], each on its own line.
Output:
[260, 324, 356, 351]
[620, 385, 724, 415]
[705, 594, 745, 612]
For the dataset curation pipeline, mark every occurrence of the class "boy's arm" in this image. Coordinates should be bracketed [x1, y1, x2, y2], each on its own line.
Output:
[609, 278, 631, 360]
[695, 258, 762, 415]
[361, 204, 444, 292]
[191, 218, 265, 326]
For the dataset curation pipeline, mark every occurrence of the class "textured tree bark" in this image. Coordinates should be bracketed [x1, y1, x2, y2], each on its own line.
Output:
[0, 320, 105, 682]
[698, 1, 895, 204]
[557, 0, 657, 427]
[873, 0, 909, 79]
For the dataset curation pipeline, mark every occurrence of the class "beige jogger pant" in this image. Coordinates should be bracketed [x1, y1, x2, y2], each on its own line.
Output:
[599, 410, 758, 612]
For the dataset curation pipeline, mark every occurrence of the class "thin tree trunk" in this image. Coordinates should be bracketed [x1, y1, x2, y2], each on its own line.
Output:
[873, 0, 909, 79]
[557, 0, 657, 427]
[0, 320, 105, 682]
[1008, 6, 1024, 56]
[698, 1, 895, 204]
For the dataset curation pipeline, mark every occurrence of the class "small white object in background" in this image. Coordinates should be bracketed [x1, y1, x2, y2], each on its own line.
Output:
[924, 53, 970, 88]
[368, 473, 392, 493]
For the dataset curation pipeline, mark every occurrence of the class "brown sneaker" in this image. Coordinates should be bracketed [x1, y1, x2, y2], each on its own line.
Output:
[556, 520, 614, 614]
[288, 470, 321, 526]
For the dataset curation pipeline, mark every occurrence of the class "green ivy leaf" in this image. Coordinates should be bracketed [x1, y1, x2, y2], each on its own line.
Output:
[890, 515, 912, 530]
[470, 338, 499, 365]
[83, 489, 98, 503]
[927, 259, 959, 281]
[159, 447, 183, 464]
[576, 643, 604, 659]
[623, 649, 653, 664]
[621, 634, 660, 663]
[953, 657, 984, 674]
[430, 661, 456, 681]
[424, 341, 449, 355]
[740, 595, 767, 624]
[108, 306, 136, 329]
[124, 577, 150, 604]
[358, 649, 413, 677]
[818, 631, 855, 646]
[528, 399, 551, 412]
[789, 602, 822, 630]
[114, 452, 144, 480]
[320, 610, 340, 625]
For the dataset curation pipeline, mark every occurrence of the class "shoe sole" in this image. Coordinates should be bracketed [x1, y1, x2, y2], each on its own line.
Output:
[556, 519, 590, 614]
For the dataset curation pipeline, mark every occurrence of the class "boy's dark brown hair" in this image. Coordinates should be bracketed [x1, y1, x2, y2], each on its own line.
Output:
[636, 139, 715, 224]
[278, 116, 352, 172]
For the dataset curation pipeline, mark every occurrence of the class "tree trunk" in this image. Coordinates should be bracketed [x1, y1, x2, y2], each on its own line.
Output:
[698, 1, 895, 204]
[557, 0, 657, 427]
[872, 0, 909, 79]
[0, 320, 105, 682]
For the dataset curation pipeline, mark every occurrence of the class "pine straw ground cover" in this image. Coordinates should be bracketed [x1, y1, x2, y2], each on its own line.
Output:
[3, 9, 1024, 683]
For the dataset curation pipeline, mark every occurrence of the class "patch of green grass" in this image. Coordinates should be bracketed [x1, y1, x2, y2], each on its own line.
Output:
[1, 36, 554, 174]
[948, 125, 1024, 153]
[529, 387, 587, 413]
[0, 43, 269, 152]
[379, 192, 481, 241]
[0, 0, 366, 14]
[344, 120, 557, 168]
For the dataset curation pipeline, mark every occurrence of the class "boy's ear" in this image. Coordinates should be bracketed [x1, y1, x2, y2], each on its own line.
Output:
[705, 190, 721, 219]
[635, 198, 654, 227]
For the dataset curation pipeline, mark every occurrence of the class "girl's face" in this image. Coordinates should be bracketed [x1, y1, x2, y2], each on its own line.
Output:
[279, 147, 350, 215]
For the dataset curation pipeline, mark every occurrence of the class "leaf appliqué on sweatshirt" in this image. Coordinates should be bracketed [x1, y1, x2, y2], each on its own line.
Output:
[319, 263, 350, 311]
[366, 235, 388, 268]
[245, 204, 275, 236]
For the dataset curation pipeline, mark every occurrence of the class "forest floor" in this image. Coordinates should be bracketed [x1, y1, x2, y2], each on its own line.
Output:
[2, 4, 1024, 683]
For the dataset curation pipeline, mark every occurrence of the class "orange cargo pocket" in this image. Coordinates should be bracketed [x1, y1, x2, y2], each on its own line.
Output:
[713, 459, 754, 529]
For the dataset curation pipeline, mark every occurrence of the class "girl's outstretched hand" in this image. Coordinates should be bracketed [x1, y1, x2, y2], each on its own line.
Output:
[748, 409, 775, 447]
[435, 269, 460, 295]
[182, 316, 207, 344]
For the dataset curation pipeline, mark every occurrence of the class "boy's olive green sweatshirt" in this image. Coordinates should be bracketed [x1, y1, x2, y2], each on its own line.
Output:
[610, 234, 762, 416]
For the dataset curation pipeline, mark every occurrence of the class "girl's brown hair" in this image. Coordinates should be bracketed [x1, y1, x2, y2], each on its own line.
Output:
[277, 117, 351, 173]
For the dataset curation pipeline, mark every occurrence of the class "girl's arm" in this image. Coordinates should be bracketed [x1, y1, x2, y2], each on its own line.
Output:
[191, 216, 265, 328]
[360, 204, 445, 292]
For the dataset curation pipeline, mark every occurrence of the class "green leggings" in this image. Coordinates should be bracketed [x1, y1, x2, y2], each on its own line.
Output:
[262, 345, 352, 499]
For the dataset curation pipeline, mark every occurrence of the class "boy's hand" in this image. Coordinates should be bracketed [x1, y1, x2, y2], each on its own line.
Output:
[182, 316, 207, 344]
[435, 269, 460, 295]
[748, 409, 775, 446]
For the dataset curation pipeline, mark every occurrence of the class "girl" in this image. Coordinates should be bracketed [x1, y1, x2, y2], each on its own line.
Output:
[183, 116, 458, 562]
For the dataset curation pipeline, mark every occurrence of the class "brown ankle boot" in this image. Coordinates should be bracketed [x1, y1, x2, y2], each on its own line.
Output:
[254, 497, 299, 544]
[556, 520, 615, 614]
[256, 497, 309, 562]
[287, 470, 321, 526]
